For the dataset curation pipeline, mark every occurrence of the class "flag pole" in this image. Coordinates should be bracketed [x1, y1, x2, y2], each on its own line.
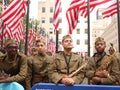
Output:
[87, 0, 91, 85]
[1, 21, 4, 48]
[56, 30, 59, 53]
[25, 0, 30, 55]
[117, 0, 120, 52]
[87, 0, 90, 57]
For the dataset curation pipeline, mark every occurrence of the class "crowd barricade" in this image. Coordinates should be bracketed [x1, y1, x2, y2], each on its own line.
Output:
[0, 82, 24, 90]
[31, 83, 120, 90]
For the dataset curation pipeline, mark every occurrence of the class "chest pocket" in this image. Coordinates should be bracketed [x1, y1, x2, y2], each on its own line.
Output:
[5, 56, 21, 76]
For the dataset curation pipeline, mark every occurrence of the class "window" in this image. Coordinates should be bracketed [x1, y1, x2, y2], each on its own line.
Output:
[85, 20, 88, 23]
[85, 29, 88, 34]
[49, 28, 53, 34]
[50, 7, 53, 13]
[42, 7, 45, 13]
[49, 31, 53, 34]
[76, 39, 80, 45]
[85, 39, 88, 45]
[59, 28, 62, 34]
[76, 28, 80, 34]
[60, 8, 62, 12]
[49, 18, 53, 23]
[41, 17, 45, 23]
[59, 18, 62, 23]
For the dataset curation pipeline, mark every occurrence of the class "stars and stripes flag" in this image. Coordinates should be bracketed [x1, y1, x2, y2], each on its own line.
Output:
[102, 0, 120, 18]
[53, 0, 61, 34]
[66, 0, 85, 34]
[0, 0, 28, 42]
[66, 0, 111, 34]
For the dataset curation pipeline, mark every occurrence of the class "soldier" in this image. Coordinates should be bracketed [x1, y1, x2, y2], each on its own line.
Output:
[25, 39, 53, 90]
[48, 35, 85, 85]
[31, 46, 38, 56]
[85, 37, 120, 85]
[108, 43, 115, 55]
[0, 39, 27, 88]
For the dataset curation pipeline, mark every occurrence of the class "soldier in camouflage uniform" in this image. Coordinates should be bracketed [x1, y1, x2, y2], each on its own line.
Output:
[85, 37, 120, 85]
[0, 39, 27, 88]
[25, 39, 53, 90]
[48, 35, 85, 85]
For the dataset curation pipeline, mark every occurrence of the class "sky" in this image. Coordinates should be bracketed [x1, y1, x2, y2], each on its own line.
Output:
[30, 0, 38, 19]
[30, 0, 46, 19]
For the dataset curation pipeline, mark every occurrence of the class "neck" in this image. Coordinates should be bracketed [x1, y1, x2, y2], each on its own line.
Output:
[64, 49, 71, 55]
[7, 54, 17, 61]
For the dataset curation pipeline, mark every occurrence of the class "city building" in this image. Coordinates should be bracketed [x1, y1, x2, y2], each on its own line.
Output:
[37, 0, 119, 56]
[94, 8, 119, 53]
[37, 0, 92, 56]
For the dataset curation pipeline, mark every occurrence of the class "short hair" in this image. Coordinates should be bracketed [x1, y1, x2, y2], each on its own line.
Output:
[35, 39, 46, 45]
[95, 37, 105, 44]
[62, 34, 72, 43]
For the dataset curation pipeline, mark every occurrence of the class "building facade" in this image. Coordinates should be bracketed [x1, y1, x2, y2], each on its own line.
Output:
[37, 0, 93, 56]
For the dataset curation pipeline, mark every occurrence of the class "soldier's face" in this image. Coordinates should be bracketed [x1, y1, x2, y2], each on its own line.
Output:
[36, 42, 46, 54]
[6, 43, 18, 56]
[95, 41, 106, 53]
[62, 38, 73, 49]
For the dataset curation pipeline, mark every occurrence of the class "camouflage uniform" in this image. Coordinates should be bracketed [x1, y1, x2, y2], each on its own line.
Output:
[25, 53, 53, 90]
[48, 51, 85, 84]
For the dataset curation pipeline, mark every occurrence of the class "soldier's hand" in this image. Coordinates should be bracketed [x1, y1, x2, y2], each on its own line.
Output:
[92, 76, 101, 84]
[0, 79, 7, 82]
[95, 70, 108, 78]
[0, 76, 5, 80]
[61, 77, 74, 85]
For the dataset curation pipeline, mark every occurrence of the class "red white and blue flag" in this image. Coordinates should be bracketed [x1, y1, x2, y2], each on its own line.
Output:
[102, 0, 120, 18]
[53, 0, 61, 34]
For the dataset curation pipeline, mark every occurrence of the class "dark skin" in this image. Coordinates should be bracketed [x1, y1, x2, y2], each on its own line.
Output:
[92, 41, 108, 84]
[0, 43, 18, 82]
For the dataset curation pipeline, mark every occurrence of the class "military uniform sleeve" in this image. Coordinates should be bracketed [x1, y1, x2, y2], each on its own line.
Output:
[85, 57, 96, 78]
[25, 56, 33, 90]
[101, 57, 120, 84]
[6, 55, 27, 82]
[72, 56, 85, 84]
[48, 54, 62, 84]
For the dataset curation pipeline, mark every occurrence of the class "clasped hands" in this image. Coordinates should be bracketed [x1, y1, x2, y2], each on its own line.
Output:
[0, 74, 10, 82]
[92, 70, 109, 84]
[60, 74, 75, 85]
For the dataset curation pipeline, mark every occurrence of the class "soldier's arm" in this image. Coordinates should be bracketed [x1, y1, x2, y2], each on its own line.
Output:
[85, 57, 96, 78]
[72, 56, 85, 84]
[5, 56, 27, 82]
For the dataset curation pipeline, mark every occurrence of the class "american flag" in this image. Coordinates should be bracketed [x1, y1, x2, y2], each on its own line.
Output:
[66, 0, 111, 34]
[102, 0, 120, 18]
[66, 0, 85, 34]
[79, 0, 111, 18]
[0, 0, 28, 42]
[3, 0, 8, 10]
[53, 0, 61, 34]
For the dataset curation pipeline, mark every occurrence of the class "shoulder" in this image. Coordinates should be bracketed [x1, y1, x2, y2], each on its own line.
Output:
[54, 51, 63, 57]
[0, 53, 7, 61]
[17, 52, 26, 57]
